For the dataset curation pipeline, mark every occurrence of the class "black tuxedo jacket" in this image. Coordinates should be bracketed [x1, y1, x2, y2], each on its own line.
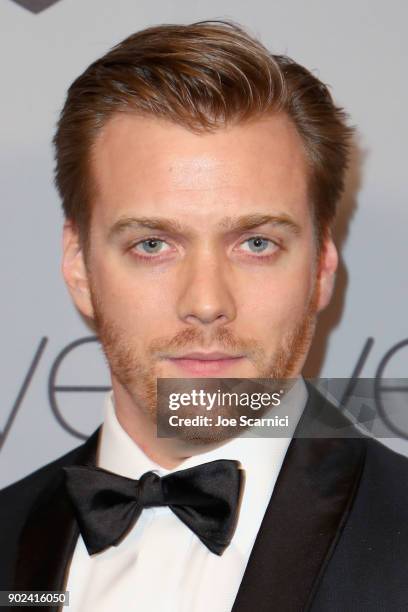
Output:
[1, 384, 408, 611]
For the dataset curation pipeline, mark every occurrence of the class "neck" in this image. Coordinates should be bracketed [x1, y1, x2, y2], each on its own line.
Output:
[111, 380, 227, 469]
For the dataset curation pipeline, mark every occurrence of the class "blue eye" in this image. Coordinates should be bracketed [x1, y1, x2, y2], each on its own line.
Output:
[242, 237, 276, 254]
[137, 238, 167, 254]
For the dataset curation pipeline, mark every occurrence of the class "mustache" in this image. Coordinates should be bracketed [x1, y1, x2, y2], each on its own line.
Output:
[148, 327, 263, 360]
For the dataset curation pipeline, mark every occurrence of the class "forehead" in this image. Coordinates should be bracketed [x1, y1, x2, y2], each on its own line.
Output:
[90, 112, 311, 227]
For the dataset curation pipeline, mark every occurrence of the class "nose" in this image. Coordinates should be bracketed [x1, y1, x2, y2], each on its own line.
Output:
[176, 250, 237, 327]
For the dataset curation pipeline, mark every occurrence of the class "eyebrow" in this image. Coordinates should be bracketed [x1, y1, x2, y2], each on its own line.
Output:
[107, 213, 301, 240]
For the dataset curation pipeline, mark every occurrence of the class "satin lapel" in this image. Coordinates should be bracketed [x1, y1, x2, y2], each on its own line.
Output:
[13, 429, 100, 606]
[232, 386, 367, 612]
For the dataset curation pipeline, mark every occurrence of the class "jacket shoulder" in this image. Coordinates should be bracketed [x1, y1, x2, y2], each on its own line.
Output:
[0, 429, 99, 521]
[1, 443, 80, 494]
[0, 431, 99, 589]
[364, 436, 408, 489]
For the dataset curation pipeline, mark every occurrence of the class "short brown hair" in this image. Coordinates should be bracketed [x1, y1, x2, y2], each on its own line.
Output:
[53, 21, 353, 251]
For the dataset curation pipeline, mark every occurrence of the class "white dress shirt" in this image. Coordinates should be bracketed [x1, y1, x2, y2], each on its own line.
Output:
[65, 380, 307, 612]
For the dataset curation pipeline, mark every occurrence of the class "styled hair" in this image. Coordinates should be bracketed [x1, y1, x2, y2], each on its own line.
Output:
[53, 20, 353, 251]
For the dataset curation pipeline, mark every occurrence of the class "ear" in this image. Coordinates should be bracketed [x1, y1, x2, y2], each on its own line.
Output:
[62, 221, 95, 319]
[316, 234, 338, 312]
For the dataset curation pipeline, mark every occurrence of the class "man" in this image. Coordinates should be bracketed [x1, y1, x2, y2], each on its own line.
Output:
[1, 20, 407, 612]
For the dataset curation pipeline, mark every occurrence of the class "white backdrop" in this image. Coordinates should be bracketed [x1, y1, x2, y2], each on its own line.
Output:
[1, 0, 407, 488]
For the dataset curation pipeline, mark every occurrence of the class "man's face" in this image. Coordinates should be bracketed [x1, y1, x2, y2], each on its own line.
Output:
[63, 113, 337, 425]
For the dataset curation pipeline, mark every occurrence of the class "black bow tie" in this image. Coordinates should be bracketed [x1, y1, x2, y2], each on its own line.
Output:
[63, 460, 243, 556]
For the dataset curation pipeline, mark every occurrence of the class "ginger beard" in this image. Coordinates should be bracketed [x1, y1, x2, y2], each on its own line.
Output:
[89, 271, 320, 444]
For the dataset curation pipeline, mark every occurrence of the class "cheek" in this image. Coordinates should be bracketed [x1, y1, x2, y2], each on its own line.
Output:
[242, 284, 311, 339]
[239, 257, 315, 332]
[90, 253, 175, 332]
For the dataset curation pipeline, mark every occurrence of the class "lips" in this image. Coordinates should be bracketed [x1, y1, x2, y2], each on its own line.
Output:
[172, 351, 243, 360]
[165, 352, 245, 375]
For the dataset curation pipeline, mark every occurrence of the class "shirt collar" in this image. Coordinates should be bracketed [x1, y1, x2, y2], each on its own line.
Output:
[98, 378, 307, 478]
